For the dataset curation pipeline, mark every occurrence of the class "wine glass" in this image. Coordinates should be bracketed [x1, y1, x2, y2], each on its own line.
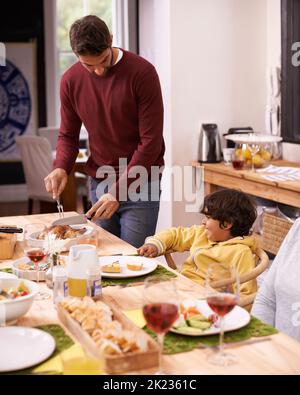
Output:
[205, 263, 240, 366]
[23, 223, 50, 300]
[246, 134, 260, 172]
[142, 276, 179, 375]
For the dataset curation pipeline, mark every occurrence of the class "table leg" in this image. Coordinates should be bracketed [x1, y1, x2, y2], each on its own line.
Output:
[204, 182, 219, 196]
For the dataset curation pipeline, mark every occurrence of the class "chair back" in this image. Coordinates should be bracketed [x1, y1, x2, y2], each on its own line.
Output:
[16, 135, 53, 201]
[38, 127, 59, 150]
[164, 247, 269, 308]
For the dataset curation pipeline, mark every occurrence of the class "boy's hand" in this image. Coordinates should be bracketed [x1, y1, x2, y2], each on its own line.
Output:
[138, 244, 159, 258]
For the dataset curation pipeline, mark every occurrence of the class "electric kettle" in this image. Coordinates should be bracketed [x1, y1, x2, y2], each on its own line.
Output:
[197, 123, 221, 163]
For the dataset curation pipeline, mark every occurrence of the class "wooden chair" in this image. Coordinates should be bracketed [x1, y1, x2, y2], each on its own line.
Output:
[16, 135, 55, 214]
[164, 247, 269, 308]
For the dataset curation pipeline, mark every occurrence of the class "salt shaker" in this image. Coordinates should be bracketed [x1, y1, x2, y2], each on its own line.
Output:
[86, 265, 102, 300]
[53, 265, 68, 305]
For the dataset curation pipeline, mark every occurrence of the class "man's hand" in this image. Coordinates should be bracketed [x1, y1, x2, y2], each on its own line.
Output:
[44, 168, 68, 199]
[86, 193, 120, 221]
[138, 243, 159, 258]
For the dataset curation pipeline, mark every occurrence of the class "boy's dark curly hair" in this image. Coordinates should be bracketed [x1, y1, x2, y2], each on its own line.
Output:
[200, 189, 257, 237]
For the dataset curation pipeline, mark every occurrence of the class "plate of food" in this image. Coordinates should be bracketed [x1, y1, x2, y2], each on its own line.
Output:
[170, 299, 250, 336]
[28, 224, 93, 250]
[12, 256, 51, 281]
[0, 278, 39, 323]
[99, 256, 158, 278]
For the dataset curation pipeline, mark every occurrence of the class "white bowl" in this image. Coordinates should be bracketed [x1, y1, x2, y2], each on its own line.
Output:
[0, 278, 38, 323]
[12, 257, 47, 282]
[28, 225, 93, 251]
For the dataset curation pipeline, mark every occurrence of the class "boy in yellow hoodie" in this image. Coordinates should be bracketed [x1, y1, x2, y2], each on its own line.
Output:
[138, 189, 257, 298]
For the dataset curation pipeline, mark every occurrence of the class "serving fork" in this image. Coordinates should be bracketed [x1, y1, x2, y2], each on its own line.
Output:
[56, 197, 64, 219]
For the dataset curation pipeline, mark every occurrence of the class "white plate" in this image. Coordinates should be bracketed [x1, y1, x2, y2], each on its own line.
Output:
[0, 326, 55, 372]
[99, 256, 158, 278]
[0, 272, 17, 280]
[224, 133, 282, 144]
[12, 256, 47, 281]
[170, 299, 250, 336]
[29, 225, 93, 250]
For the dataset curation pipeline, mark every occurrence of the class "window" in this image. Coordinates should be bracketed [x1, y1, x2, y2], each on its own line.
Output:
[44, 0, 137, 126]
[57, 0, 113, 78]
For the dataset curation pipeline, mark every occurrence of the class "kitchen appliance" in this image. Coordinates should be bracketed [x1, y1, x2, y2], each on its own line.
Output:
[197, 123, 221, 163]
[223, 127, 253, 148]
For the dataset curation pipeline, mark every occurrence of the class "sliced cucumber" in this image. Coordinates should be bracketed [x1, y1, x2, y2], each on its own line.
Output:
[177, 326, 203, 334]
[187, 319, 212, 330]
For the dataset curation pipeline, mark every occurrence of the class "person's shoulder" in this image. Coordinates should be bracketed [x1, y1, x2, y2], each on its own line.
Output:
[122, 49, 157, 73]
[61, 62, 82, 85]
[190, 224, 206, 234]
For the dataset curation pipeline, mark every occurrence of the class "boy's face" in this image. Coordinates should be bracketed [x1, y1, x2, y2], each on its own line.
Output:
[202, 216, 232, 242]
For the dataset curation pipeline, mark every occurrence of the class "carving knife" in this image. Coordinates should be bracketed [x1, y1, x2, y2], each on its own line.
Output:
[51, 214, 88, 226]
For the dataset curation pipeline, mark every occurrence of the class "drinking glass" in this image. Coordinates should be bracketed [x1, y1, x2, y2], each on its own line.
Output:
[60, 343, 105, 375]
[142, 276, 179, 375]
[23, 223, 50, 300]
[246, 135, 260, 172]
[205, 263, 240, 366]
[231, 150, 245, 170]
[77, 228, 99, 248]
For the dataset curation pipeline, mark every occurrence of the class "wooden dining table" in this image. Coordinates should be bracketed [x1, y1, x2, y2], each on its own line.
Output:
[1, 212, 300, 375]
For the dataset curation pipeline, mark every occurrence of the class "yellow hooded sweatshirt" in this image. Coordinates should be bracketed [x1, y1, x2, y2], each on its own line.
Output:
[146, 225, 257, 297]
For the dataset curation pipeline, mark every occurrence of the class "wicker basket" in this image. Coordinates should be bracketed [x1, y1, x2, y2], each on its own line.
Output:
[262, 212, 293, 255]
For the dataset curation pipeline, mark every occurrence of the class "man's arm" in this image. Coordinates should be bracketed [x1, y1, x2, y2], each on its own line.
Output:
[251, 259, 277, 326]
[45, 74, 82, 199]
[54, 74, 82, 173]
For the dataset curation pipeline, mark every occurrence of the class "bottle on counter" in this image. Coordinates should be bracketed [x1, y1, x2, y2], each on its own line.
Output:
[86, 264, 102, 300]
[53, 265, 68, 305]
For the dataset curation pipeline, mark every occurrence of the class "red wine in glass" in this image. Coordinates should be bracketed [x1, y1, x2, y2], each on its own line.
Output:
[207, 293, 238, 317]
[232, 159, 244, 170]
[26, 249, 47, 264]
[143, 303, 179, 333]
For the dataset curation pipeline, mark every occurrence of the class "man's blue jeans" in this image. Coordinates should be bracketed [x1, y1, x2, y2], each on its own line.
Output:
[90, 178, 161, 248]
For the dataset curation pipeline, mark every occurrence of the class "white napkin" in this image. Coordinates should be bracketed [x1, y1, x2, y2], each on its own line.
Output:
[257, 165, 300, 181]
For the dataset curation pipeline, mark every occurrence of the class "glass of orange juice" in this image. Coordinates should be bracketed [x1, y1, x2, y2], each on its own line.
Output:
[60, 344, 105, 375]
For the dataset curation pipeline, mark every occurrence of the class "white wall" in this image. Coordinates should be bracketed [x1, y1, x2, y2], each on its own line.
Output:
[139, 0, 173, 231]
[139, 0, 270, 229]
[170, 0, 268, 227]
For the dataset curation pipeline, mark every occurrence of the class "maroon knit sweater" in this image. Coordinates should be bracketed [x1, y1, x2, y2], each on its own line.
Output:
[54, 49, 165, 199]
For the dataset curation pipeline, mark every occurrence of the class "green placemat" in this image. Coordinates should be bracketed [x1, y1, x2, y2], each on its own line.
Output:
[102, 264, 177, 287]
[0, 267, 13, 274]
[1, 265, 176, 287]
[4, 324, 74, 375]
[144, 316, 278, 355]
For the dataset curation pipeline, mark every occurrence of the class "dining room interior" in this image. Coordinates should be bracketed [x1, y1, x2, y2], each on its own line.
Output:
[0, 0, 300, 377]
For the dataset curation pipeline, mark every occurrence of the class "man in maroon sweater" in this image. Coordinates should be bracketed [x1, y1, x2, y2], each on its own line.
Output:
[44, 15, 165, 248]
